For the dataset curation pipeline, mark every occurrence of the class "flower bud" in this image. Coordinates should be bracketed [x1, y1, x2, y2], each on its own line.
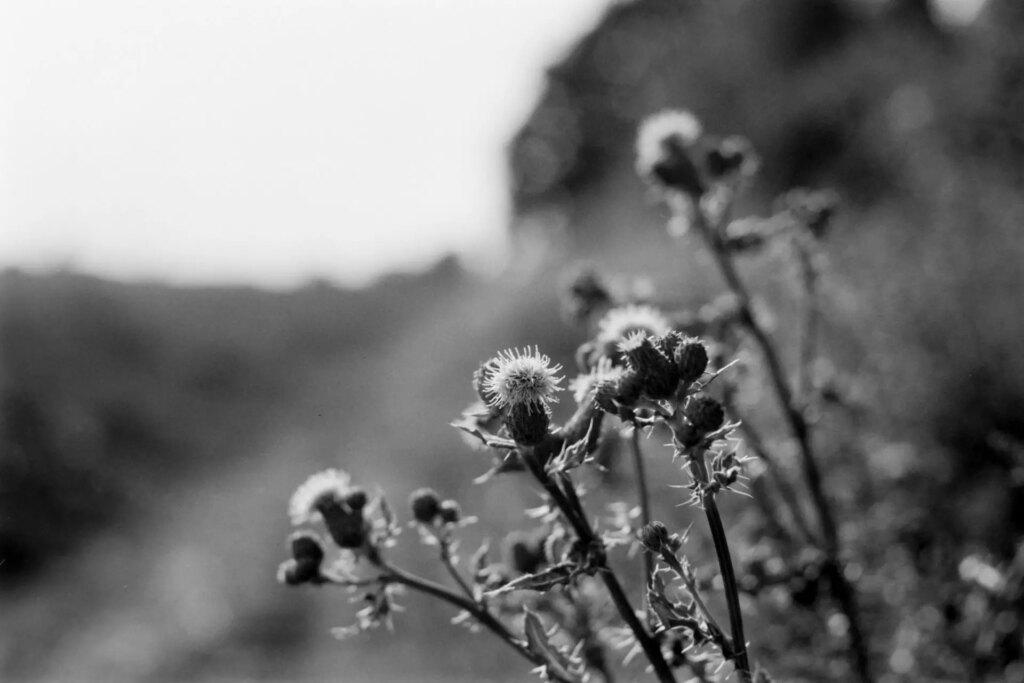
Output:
[684, 396, 725, 434]
[343, 486, 368, 512]
[620, 332, 680, 400]
[438, 499, 462, 525]
[636, 111, 705, 197]
[615, 369, 644, 407]
[673, 338, 709, 383]
[506, 401, 550, 447]
[320, 501, 366, 549]
[638, 521, 671, 553]
[704, 135, 757, 181]
[410, 488, 441, 524]
[561, 266, 611, 324]
[290, 530, 326, 565]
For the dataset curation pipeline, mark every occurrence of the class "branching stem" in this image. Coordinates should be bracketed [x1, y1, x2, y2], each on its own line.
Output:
[690, 204, 872, 682]
[522, 447, 677, 683]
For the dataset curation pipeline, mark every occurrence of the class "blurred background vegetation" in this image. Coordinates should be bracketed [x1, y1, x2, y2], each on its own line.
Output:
[3, 0, 1024, 681]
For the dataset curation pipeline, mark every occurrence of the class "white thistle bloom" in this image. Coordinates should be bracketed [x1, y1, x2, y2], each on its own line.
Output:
[636, 110, 702, 174]
[596, 304, 671, 344]
[289, 468, 351, 525]
[483, 347, 564, 410]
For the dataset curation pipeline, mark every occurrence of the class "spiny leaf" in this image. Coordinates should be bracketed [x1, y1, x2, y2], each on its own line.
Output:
[451, 419, 517, 450]
[485, 563, 579, 598]
[523, 609, 585, 683]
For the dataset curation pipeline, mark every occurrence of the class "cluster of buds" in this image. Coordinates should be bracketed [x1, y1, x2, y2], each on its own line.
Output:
[278, 530, 327, 586]
[288, 469, 370, 550]
[409, 488, 462, 526]
[638, 521, 685, 556]
[636, 109, 758, 200]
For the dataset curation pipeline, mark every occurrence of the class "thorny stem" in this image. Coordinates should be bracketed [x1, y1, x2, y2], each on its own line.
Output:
[630, 426, 656, 588]
[659, 551, 728, 647]
[522, 447, 677, 683]
[690, 205, 873, 682]
[689, 449, 752, 681]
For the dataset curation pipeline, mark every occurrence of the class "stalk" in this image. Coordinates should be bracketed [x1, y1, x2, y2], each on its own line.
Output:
[689, 449, 752, 681]
[630, 426, 656, 587]
[521, 447, 677, 683]
[690, 207, 872, 682]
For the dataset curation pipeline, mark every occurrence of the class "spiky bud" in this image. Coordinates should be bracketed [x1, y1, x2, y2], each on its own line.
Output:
[615, 369, 644, 408]
[620, 332, 680, 400]
[506, 401, 550, 446]
[438, 499, 462, 525]
[409, 488, 441, 524]
[638, 521, 671, 553]
[684, 395, 725, 434]
[673, 338, 709, 383]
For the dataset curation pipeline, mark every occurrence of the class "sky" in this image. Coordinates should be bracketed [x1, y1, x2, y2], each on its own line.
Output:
[0, 0, 609, 288]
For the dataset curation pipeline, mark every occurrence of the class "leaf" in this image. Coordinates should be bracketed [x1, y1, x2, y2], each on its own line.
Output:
[484, 563, 578, 598]
[523, 609, 585, 683]
[451, 419, 517, 450]
[546, 425, 596, 475]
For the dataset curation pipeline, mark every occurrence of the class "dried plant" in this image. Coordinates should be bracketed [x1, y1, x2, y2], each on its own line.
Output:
[277, 110, 876, 682]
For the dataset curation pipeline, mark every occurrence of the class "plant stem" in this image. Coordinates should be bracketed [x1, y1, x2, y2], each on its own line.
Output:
[377, 560, 568, 679]
[794, 242, 820, 405]
[724, 398, 819, 547]
[438, 534, 478, 602]
[689, 450, 751, 681]
[629, 426, 656, 588]
[522, 448, 677, 683]
[691, 207, 872, 682]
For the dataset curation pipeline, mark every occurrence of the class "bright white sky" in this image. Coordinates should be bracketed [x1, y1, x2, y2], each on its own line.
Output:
[0, 0, 608, 288]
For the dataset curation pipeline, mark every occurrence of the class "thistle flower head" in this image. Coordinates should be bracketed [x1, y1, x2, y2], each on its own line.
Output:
[636, 110, 705, 195]
[596, 304, 671, 345]
[483, 347, 564, 410]
[569, 357, 624, 404]
[636, 110, 702, 170]
[289, 469, 354, 525]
